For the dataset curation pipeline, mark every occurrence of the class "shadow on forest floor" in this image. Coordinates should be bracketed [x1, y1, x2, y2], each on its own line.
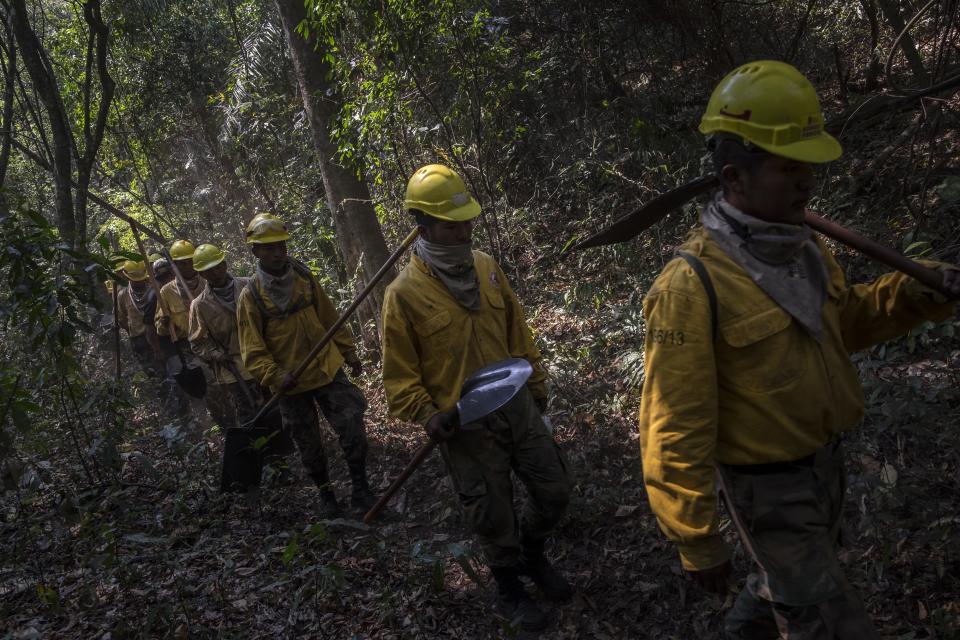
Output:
[2, 290, 960, 639]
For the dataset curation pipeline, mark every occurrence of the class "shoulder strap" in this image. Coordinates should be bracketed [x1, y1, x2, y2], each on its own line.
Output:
[678, 251, 718, 342]
[247, 272, 313, 337]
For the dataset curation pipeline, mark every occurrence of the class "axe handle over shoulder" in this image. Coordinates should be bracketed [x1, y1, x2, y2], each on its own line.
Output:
[805, 212, 952, 297]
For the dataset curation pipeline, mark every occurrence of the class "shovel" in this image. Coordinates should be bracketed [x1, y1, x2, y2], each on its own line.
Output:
[363, 358, 534, 524]
[219, 361, 295, 493]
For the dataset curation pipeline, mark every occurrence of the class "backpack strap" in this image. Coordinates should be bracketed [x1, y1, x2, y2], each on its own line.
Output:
[248, 271, 314, 337]
[678, 251, 718, 342]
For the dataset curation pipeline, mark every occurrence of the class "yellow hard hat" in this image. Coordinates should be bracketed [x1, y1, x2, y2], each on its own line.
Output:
[245, 212, 280, 238]
[193, 244, 226, 272]
[699, 60, 841, 163]
[108, 254, 127, 271]
[404, 164, 481, 222]
[105, 280, 115, 293]
[169, 240, 196, 261]
[246, 218, 291, 244]
[122, 260, 148, 282]
[148, 252, 163, 263]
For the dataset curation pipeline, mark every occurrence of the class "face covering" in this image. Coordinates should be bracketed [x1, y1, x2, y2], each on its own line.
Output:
[414, 236, 481, 311]
[701, 193, 828, 340]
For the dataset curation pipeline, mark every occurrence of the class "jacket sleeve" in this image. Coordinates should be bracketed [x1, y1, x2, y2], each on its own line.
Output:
[237, 289, 287, 390]
[639, 269, 729, 572]
[116, 290, 129, 332]
[381, 289, 440, 424]
[154, 286, 171, 337]
[311, 276, 359, 366]
[188, 301, 225, 363]
[825, 249, 957, 352]
[496, 263, 549, 401]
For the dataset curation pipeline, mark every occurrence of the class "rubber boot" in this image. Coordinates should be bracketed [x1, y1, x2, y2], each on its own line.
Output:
[317, 487, 342, 519]
[348, 463, 376, 511]
[491, 566, 549, 632]
[519, 536, 574, 601]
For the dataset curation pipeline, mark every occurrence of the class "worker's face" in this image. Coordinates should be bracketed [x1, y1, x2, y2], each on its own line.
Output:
[130, 279, 148, 293]
[174, 258, 197, 280]
[723, 155, 816, 225]
[420, 219, 474, 246]
[199, 261, 229, 287]
[251, 241, 288, 274]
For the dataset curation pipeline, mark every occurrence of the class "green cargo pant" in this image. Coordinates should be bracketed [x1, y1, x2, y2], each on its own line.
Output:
[277, 369, 369, 488]
[441, 387, 572, 567]
[718, 441, 879, 640]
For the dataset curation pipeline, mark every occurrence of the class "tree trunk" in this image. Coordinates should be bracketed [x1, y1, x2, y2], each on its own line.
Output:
[860, 0, 882, 91]
[876, 0, 930, 87]
[74, 0, 115, 252]
[274, 0, 395, 339]
[8, 0, 75, 248]
[0, 10, 16, 216]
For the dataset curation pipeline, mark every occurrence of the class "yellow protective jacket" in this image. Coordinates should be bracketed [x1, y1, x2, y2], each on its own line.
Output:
[236, 262, 358, 395]
[188, 277, 253, 385]
[155, 280, 193, 341]
[116, 286, 146, 338]
[639, 227, 956, 572]
[382, 251, 548, 425]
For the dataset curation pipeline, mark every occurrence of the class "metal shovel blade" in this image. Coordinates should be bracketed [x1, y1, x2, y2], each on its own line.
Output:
[456, 358, 533, 426]
[220, 407, 294, 493]
[165, 355, 207, 399]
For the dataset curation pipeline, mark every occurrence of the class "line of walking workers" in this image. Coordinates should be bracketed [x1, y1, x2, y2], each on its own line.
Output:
[110, 62, 960, 637]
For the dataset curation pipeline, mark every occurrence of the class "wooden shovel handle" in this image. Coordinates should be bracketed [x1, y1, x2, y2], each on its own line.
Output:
[363, 439, 437, 524]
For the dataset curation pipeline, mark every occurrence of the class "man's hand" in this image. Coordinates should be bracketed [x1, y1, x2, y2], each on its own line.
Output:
[279, 373, 297, 393]
[425, 411, 457, 443]
[687, 560, 733, 595]
[349, 360, 363, 378]
[942, 267, 960, 299]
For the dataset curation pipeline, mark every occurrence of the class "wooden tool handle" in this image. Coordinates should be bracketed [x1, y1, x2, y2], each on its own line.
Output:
[363, 440, 437, 524]
[805, 212, 954, 298]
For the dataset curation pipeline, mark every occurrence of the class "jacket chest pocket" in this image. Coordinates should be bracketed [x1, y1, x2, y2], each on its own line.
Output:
[414, 310, 454, 357]
[718, 306, 809, 393]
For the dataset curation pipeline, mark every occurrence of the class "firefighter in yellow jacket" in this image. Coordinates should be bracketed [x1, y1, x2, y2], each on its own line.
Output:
[236, 216, 374, 516]
[381, 165, 573, 632]
[155, 240, 232, 429]
[187, 244, 257, 418]
[639, 60, 960, 639]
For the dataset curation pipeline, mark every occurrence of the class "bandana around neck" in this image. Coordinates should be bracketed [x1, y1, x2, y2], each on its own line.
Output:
[256, 261, 295, 312]
[414, 237, 481, 310]
[701, 194, 828, 340]
[209, 274, 238, 312]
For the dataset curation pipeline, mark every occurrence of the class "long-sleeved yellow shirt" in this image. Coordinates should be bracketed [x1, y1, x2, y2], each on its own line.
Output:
[236, 263, 357, 395]
[382, 251, 548, 425]
[188, 277, 253, 385]
[155, 280, 193, 341]
[116, 286, 146, 338]
[639, 227, 956, 571]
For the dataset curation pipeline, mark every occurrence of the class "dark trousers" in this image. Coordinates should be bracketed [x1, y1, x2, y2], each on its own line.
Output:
[441, 387, 572, 567]
[718, 442, 878, 639]
[277, 369, 368, 488]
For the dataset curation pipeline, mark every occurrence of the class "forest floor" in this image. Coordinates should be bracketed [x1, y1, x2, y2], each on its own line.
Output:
[2, 271, 960, 639]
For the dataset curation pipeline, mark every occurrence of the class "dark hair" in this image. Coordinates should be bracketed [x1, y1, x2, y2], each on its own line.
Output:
[410, 209, 440, 227]
[709, 134, 769, 189]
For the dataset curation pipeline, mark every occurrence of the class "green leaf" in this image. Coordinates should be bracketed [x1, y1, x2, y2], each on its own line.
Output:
[281, 534, 299, 566]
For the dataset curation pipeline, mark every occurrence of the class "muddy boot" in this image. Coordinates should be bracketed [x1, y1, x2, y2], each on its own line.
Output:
[491, 566, 549, 632]
[519, 537, 574, 601]
[348, 464, 376, 511]
[317, 487, 342, 519]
